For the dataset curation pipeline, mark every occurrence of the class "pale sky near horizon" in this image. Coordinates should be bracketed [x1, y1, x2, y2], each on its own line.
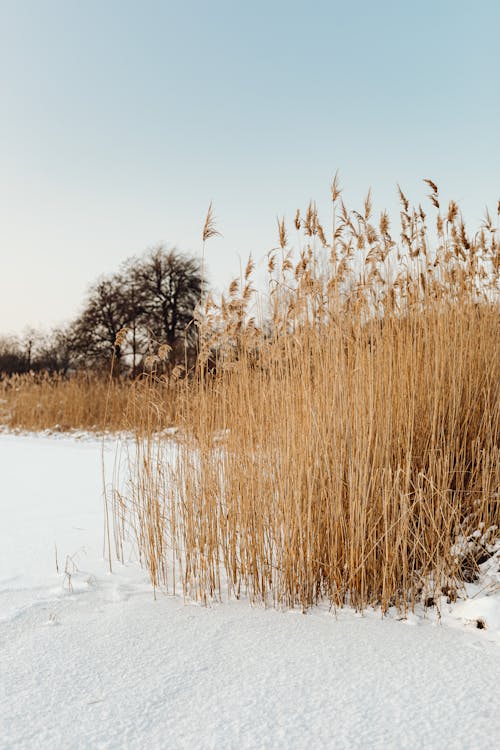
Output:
[1, 0, 499, 334]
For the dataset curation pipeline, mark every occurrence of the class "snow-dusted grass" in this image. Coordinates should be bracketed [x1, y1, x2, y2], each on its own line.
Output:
[1, 433, 500, 749]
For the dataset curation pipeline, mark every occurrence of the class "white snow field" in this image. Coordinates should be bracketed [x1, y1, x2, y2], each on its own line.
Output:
[1, 433, 499, 750]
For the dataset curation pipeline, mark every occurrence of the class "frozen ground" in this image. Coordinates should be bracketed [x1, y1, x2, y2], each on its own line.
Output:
[0, 433, 499, 750]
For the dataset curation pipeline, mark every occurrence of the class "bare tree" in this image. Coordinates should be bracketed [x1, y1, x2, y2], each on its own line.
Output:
[0, 336, 26, 375]
[70, 274, 136, 375]
[130, 247, 203, 368]
[0, 328, 74, 375]
[36, 328, 75, 374]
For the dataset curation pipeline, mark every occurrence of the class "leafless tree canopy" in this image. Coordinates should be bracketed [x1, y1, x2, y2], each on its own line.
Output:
[0, 247, 204, 377]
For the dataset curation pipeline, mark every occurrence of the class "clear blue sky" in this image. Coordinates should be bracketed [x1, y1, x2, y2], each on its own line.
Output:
[1, 0, 499, 333]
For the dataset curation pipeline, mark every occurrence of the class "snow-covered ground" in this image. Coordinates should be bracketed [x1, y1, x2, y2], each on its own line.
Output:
[1, 433, 499, 749]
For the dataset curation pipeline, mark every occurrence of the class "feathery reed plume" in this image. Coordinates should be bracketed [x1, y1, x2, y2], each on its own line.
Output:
[447, 200, 459, 224]
[158, 344, 172, 361]
[423, 178, 438, 195]
[304, 201, 318, 236]
[379, 210, 390, 237]
[317, 222, 328, 247]
[331, 170, 341, 203]
[202, 201, 221, 242]
[397, 184, 409, 213]
[424, 179, 440, 209]
[228, 278, 239, 296]
[364, 188, 372, 220]
[244, 255, 255, 281]
[114, 328, 129, 347]
[277, 216, 287, 249]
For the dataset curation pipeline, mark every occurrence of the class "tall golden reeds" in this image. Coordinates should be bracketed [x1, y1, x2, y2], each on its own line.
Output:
[0, 370, 178, 433]
[114, 180, 500, 613]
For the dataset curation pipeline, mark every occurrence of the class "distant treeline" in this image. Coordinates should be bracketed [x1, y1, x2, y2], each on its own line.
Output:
[0, 246, 203, 377]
